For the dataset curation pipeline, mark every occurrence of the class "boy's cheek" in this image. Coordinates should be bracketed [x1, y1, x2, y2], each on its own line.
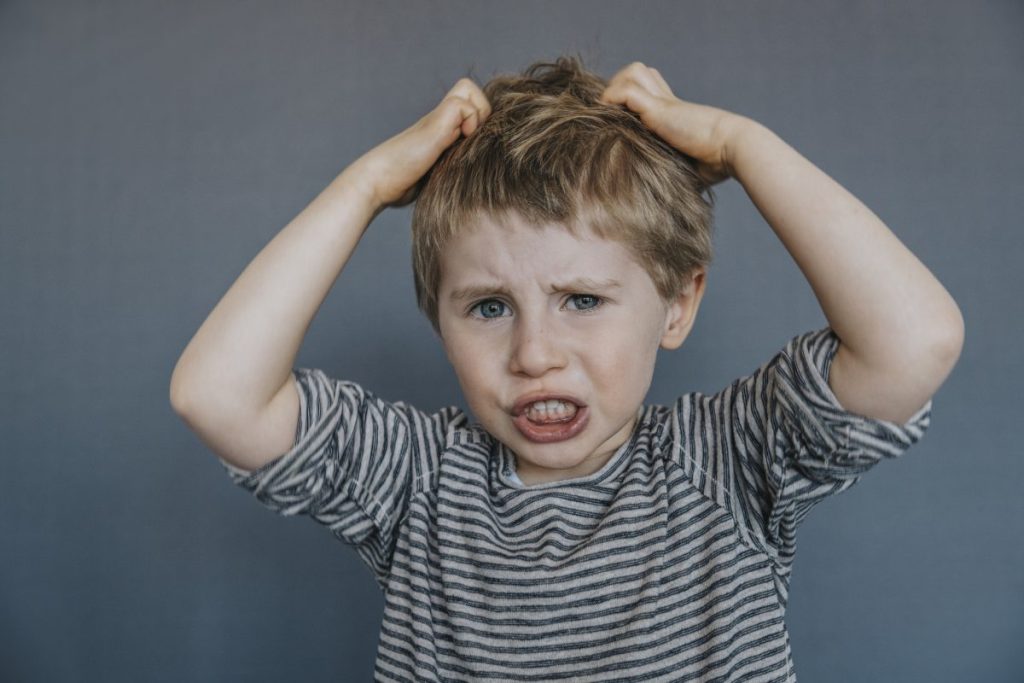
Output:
[447, 350, 500, 402]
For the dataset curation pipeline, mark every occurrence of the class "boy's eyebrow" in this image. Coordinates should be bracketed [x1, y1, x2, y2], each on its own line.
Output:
[548, 277, 623, 293]
[448, 278, 622, 303]
[449, 284, 515, 304]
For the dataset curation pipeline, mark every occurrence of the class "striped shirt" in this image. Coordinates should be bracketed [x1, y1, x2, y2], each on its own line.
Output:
[220, 327, 932, 682]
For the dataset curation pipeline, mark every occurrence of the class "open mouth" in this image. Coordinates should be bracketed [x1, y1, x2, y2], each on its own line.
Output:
[511, 397, 589, 443]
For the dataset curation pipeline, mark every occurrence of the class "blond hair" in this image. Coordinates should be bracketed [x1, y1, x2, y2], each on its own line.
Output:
[411, 55, 714, 332]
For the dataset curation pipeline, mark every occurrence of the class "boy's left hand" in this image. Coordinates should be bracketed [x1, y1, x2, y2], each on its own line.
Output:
[600, 62, 750, 185]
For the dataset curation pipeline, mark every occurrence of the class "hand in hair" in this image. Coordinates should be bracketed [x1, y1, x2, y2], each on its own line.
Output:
[604, 63, 963, 426]
[349, 78, 491, 210]
[599, 62, 749, 186]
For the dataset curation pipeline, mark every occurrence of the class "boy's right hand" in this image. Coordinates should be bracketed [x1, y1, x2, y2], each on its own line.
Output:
[346, 78, 491, 211]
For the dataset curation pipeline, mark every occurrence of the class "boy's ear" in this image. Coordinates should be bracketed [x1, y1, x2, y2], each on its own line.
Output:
[660, 268, 707, 350]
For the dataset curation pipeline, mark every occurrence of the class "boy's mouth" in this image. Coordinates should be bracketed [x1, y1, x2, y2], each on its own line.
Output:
[511, 395, 589, 443]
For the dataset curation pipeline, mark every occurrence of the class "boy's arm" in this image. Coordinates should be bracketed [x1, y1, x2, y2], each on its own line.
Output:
[602, 63, 964, 425]
[170, 79, 490, 472]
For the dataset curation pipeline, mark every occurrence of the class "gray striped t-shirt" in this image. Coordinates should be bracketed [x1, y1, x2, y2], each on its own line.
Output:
[219, 326, 932, 681]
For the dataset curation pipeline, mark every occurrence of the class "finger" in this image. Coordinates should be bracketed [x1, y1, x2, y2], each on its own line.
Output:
[605, 61, 648, 88]
[627, 64, 670, 98]
[609, 62, 656, 88]
[433, 95, 481, 141]
[599, 80, 630, 106]
[601, 65, 656, 105]
[600, 80, 658, 114]
[648, 67, 675, 97]
[464, 82, 492, 122]
[600, 69, 631, 102]
[447, 78, 492, 123]
[460, 108, 480, 137]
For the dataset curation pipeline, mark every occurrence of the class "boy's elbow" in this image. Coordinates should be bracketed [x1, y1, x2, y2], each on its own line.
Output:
[893, 302, 965, 399]
[169, 384, 189, 417]
[915, 304, 964, 389]
[935, 303, 965, 368]
[169, 367, 194, 415]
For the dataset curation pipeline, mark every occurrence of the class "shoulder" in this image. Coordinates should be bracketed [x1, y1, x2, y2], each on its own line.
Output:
[298, 369, 471, 432]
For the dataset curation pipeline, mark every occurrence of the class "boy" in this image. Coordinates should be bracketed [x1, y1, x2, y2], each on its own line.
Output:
[170, 57, 963, 681]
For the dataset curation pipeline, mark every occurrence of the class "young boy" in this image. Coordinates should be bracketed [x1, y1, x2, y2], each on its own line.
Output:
[170, 57, 963, 681]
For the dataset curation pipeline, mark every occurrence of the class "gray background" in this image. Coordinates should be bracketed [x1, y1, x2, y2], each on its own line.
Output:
[2, 1, 1022, 681]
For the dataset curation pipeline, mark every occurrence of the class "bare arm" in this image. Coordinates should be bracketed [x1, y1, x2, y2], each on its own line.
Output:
[724, 119, 963, 423]
[169, 172, 378, 471]
[170, 79, 491, 471]
[601, 62, 964, 425]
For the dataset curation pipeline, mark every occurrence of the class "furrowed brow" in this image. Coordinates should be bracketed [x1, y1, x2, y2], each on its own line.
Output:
[549, 277, 622, 293]
[448, 284, 514, 303]
[448, 278, 621, 303]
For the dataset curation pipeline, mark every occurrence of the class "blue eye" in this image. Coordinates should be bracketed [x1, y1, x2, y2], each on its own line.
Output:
[470, 299, 510, 319]
[566, 294, 602, 311]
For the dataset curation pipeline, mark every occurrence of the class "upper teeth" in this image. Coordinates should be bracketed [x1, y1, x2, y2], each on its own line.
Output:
[527, 399, 574, 414]
[528, 401, 569, 411]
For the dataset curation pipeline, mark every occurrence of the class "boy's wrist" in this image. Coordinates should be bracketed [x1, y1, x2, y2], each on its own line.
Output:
[721, 117, 777, 180]
[331, 163, 388, 219]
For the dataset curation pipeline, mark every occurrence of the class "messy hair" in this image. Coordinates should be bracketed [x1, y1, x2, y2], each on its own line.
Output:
[411, 55, 714, 332]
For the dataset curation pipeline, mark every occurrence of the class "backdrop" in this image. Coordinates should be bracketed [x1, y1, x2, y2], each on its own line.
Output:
[3, 1, 1022, 681]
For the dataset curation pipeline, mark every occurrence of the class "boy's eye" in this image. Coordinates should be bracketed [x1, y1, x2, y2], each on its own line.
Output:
[566, 294, 602, 311]
[470, 299, 510, 319]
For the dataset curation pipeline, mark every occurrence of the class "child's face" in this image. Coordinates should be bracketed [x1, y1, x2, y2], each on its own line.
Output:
[436, 212, 704, 486]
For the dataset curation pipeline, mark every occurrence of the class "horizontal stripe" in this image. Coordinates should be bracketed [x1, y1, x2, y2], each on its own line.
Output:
[221, 326, 931, 681]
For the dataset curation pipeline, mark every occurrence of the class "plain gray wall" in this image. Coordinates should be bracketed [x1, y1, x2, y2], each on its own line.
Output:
[2, 1, 1022, 681]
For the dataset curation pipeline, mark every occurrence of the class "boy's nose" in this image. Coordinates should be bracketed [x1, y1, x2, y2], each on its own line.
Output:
[508, 319, 567, 377]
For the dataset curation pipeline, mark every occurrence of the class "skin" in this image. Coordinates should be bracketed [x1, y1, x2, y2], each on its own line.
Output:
[173, 64, 962, 477]
[169, 79, 493, 471]
[600, 63, 963, 425]
[436, 215, 704, 486]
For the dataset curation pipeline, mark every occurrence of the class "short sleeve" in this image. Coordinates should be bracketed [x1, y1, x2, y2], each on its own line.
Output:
[218, 368, 463, 589]
[682, 327, 932, 572]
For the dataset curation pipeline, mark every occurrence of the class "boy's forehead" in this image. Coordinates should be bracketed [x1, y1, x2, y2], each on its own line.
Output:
[437, 213, 655, 295]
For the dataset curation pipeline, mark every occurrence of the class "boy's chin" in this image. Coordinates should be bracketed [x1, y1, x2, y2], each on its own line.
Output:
[499, 415, 635, 468]
[509, 439, 613, 476]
